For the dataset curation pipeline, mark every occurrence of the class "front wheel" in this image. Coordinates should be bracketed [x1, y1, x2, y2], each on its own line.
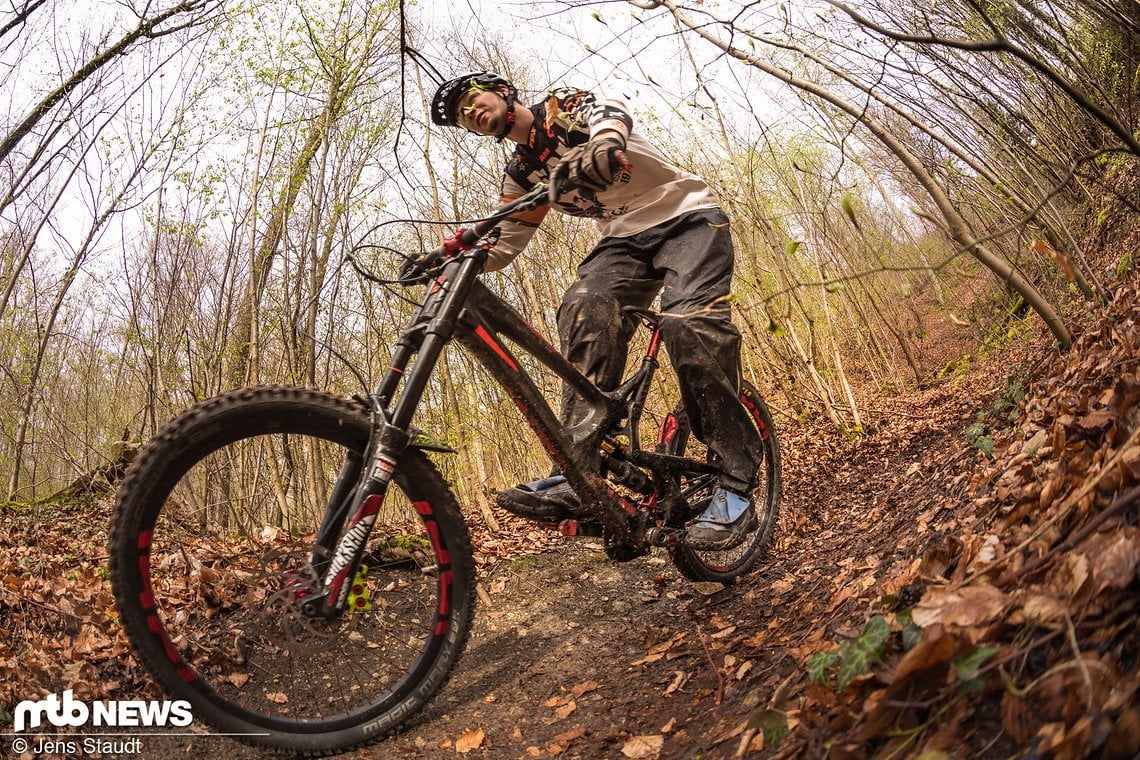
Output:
[660, 382, 782, 583]
[109, 387, 476, 755]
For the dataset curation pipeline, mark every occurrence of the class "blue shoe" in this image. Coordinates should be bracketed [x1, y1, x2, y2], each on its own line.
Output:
[495, 475, 583, 521]
[685, 487, 757, 550]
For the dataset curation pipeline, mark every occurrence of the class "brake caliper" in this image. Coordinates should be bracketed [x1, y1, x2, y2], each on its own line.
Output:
[347, 565, 371, 613]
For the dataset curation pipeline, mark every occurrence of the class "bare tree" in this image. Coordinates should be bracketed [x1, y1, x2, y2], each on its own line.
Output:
[622, 0, 1073, 349]
[0, 0, 220, 167]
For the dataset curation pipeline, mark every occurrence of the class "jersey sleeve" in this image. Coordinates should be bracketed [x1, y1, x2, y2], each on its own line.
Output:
[481, 172, 548, 272]
[544, 88, 633, 145]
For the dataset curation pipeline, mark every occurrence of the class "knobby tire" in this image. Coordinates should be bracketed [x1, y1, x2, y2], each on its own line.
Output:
[109, 386, 476, 756]
[666, 382, 782, 583]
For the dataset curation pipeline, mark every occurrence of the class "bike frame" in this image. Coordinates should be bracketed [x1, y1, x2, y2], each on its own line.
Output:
[310, 187, 715, 615]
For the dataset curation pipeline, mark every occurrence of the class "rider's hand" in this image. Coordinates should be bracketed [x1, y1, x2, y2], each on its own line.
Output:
[548, 137, 630, 203]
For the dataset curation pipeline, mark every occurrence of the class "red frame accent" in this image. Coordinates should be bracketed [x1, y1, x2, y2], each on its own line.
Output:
[474, 325, 518, 371]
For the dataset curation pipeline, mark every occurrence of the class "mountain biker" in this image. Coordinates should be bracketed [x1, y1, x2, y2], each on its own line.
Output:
[429, 72, 763, 550]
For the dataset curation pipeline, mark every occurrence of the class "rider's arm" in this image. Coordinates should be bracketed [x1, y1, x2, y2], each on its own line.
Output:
[577, 90, 632, 146]
[482, 174, 549, 272]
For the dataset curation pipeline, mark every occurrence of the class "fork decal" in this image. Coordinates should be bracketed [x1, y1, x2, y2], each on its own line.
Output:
[325, 494, 384, 606]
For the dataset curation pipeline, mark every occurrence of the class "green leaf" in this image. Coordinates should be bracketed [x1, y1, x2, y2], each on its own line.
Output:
[836, 642, 867, 688]
[765, 318, 785, 337]
[835, 615, 890, 688]
[786, 240, 802, 256]
[825, 281, 843, 293]
[896, 610, 924, 651]
[841, 193, 861, 231]
[859, 615, 891, 654]
[955, 646, 998, 681]
[806, 650, 839, 684]
[747, 707, 788, 732]
[965, 422, 988, 446]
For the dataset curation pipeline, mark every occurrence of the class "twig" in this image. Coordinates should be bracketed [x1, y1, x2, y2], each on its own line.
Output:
[695, 623, 725, 706]
[1063, 609, 1095, 710]
[883, 627, 1063, 710]
[0, 590, 83, 623]
[996, 480, 1140, 588]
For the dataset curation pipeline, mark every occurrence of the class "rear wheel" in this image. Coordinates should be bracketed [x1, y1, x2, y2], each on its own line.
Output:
[109, 386, 475, 755]
[660, 382, 781, 583]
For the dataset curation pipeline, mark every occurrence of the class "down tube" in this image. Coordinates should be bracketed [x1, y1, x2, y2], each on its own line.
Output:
[454, 325, 580, 479]
[466, 282, 608, 410]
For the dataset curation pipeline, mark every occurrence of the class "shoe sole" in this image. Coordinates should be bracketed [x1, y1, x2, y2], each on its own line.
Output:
[494, 492, 575, 521]
[685, 513, 759, 551]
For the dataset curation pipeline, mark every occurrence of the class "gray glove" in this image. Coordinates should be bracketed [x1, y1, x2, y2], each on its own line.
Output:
[548, 137, 629, 203]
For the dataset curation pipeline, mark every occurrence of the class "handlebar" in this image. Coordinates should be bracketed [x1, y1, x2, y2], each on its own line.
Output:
[386, 183, 550, 285]
[435, 182, 549, 259]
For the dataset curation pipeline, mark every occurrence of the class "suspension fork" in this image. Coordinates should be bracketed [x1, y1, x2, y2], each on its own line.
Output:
[307, 254, 485, 617]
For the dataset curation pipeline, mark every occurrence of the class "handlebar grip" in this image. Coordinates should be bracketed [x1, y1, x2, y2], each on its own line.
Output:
[459, 227, 481, 247]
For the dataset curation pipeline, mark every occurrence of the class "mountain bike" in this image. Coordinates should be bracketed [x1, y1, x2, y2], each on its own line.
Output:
[108, 183, 781, 755]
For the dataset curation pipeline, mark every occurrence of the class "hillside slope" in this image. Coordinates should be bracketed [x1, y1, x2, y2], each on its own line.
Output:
[0, 271, 1137, 759]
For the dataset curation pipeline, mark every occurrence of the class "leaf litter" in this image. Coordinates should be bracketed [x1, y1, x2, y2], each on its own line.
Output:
[1, 263, 1137, 759]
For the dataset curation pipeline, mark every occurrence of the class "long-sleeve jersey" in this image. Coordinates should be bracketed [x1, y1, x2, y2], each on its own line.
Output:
[483, 88, 720, 271]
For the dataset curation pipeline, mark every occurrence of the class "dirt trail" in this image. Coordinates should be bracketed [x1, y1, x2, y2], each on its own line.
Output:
[0, 340, 994, 760]
[362, 365, 993, 759]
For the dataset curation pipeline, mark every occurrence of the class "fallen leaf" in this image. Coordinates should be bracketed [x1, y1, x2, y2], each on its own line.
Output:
[264, 692, 288, 704]
[1052, 552, 1090, 600]
[571, 680, 599, 697]
[1021, 594, 1066, 624]
[555, 700, 576, 720]
[663, 671, 687, 696]
[547, 725, 585, 754]
[770, 578, 795, 593]
[553, 725, 585, 743]
[912, 583, 1008, 628]
[1031, 238, 1076, 282]
[1075, 410, 1113, 433]
[621, 734, 665, 758]
[455, 728, 485, 753]
[1090, 528, 1140, 592]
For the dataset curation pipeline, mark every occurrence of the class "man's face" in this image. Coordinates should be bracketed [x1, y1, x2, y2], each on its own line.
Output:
[455, 87, 507, 136]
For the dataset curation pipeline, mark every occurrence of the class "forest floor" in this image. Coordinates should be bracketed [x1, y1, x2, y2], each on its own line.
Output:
[2, 250, 1139, 759]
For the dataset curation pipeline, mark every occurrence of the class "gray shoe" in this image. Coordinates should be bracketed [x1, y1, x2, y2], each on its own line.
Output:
[685, 487, 757, 550]
[495, 475, 582, 521]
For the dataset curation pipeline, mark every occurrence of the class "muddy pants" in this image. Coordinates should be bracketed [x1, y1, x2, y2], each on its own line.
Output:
[557, 208, 762, 494]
